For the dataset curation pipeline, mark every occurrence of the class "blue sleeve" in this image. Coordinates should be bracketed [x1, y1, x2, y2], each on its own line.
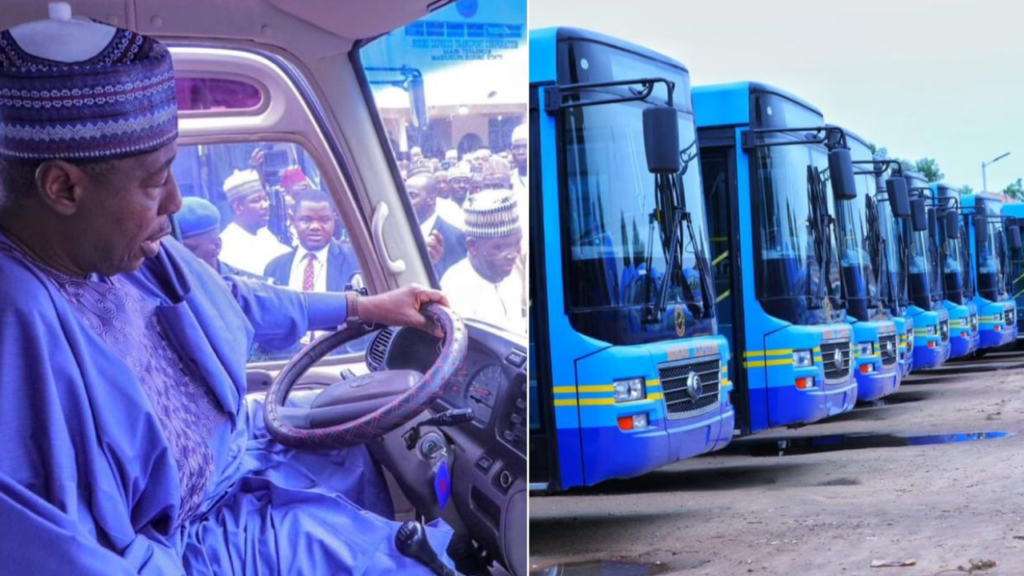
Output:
[224, 276, 349, 350]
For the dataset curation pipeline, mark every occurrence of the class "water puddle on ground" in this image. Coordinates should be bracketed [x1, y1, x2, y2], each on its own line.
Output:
[730, 431, 1015, 457]
[530, 560, 671, 576]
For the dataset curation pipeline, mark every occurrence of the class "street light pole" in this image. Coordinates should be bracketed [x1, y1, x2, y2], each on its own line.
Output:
[982, 151, 1011, 192]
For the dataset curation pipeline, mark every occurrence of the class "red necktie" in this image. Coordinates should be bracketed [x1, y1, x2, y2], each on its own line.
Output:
[302, 253, 316, 292]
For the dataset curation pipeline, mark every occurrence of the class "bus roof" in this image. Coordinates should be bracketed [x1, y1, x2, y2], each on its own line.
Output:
[529, 27, 688, 84]
[693, 81, 822, 128]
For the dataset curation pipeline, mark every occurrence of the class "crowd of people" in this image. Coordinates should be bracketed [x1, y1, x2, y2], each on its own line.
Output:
[400, 125, 528, 334]
[174, 124, 528, 337]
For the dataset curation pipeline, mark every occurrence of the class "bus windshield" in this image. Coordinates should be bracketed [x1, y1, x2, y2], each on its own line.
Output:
[559, 50, 711, 320]
[907, 221, 941, 309]
[940, 211, 971, 305]
[877, 191, 907, 313]
[751, 135, 841, 324]
[841, 138, 882, 320]
[977, 197, 1008, 302]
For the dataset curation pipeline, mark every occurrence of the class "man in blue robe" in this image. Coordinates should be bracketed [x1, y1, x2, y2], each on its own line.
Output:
[0, 16, 455, 576]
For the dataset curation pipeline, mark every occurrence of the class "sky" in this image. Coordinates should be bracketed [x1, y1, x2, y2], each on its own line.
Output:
[530, 0, 1024, 192]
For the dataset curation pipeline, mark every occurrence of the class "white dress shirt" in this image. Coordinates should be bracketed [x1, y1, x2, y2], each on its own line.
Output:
[287, 245, 331, 292]
[219, 222, 291, 276]
[440, 257, 526, 335]
[419, 212, 439, 238]
[435, 197, 465, 230]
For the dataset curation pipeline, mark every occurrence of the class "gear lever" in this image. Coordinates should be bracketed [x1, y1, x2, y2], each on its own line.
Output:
[395, 520, 457, 576]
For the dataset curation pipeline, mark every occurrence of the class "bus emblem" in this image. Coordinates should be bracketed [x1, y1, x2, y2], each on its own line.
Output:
[674, 305, 686, 337]
[833, 349, 845, 370]
[685, 372, 702, 401]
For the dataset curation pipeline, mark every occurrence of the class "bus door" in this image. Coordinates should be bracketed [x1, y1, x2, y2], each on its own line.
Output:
[528, 88, 559, 490]
[699, 141, 750, 434]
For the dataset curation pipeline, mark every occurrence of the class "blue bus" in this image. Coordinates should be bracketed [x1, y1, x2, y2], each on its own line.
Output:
[695, 82, 856, 435]
[529, 28, 734, 491]
[903, 171, 952, 369]
[963, 192, 1019, 350]
[831, 127, 901, 401]
[932, 184, 980, 358]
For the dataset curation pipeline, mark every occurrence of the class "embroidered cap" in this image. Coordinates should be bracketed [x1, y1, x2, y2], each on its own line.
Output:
[0, 22, 177, 161]
[463, 189, 520, 239]
[177, 197, 220, 238]
[223, 169, 264, 203]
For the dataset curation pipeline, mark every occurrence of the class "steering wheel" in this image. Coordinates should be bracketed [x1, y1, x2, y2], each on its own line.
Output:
[264, 303, 468, 449]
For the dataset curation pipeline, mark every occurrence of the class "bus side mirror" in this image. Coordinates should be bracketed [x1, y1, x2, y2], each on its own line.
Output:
[910, 198, 928, 232]
[944, 211, 960, 239]
[642, 106, 680, 174]
[886, 177, 911, 218]
[975, 215, 989, 244]
[1010, 224, 1023, 249]
[409, 74, 428, 129]
[828, 148, 857, 200]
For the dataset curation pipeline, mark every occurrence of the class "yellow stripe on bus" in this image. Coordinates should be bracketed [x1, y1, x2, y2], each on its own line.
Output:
[578, 399, 617, 406]
[577, 385, 614, 393]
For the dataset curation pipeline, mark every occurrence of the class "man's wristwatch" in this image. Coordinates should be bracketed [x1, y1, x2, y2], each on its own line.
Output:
[346, 291, 360, 324]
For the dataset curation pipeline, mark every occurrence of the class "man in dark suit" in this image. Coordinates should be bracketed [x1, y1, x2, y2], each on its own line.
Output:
[264, 189, 361, 293]
[406, 172, 466, 279]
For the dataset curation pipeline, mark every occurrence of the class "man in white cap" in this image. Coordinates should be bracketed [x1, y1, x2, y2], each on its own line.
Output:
[218, 168, 291, 275]
[440, 189, 525, 334]
[0, 9, 453, 576]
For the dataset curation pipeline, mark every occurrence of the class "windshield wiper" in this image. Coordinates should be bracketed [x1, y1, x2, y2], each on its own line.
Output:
[805, 165, 830, 310]
[642, 141, 708, 323]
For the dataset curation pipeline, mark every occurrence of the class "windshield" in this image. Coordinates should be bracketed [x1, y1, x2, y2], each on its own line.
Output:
[940, 209, 970, 305]
[751, 136, 841, 324]
[556, 39, 714, 345]
[907, 215, 941, 310]
[1010, 222, 1024, 305]
[840, 139, 882, 321]
[976, 197, 1008, 302]
[875, 188, 907, 314]
[359, 1, 527, 335]
[562, 103, 709, 313]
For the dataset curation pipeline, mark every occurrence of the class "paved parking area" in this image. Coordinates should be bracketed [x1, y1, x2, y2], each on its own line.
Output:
[530, 352, 1024, 575]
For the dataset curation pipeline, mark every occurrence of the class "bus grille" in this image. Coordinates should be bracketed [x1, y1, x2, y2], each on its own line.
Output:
[821, 340, 852, 381]
[879, 334, 898, 366]
[939, 320, 950, 342]
[1006, 310, 1015, 327]
[658, 358, 721, 419]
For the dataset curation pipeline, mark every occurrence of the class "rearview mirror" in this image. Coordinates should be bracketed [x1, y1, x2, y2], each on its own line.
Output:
[886, 177, 911, 218]
[944, 211, 960, 240]
[643, 106, 681, 174]
[1010, 225, 1022, 249]
[409, 73, 428, 129]
[910, 198, 928, 232]
[828, 148, 857, 200]
[975, 215, 989, 244]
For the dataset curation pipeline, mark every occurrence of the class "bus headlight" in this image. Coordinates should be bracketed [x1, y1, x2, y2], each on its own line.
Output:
[613, 378, 646, 402]
[792, 350, 814, 367]
[857, 342, 874, 356]
[925, 325, 936, 336]
[994, 313, 1003, 322]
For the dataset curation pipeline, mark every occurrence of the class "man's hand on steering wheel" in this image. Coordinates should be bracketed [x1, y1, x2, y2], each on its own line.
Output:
[359, 284, 450, 337]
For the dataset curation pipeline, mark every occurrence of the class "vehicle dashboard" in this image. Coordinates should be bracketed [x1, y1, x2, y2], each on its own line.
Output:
[365, 320, 527, 576]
